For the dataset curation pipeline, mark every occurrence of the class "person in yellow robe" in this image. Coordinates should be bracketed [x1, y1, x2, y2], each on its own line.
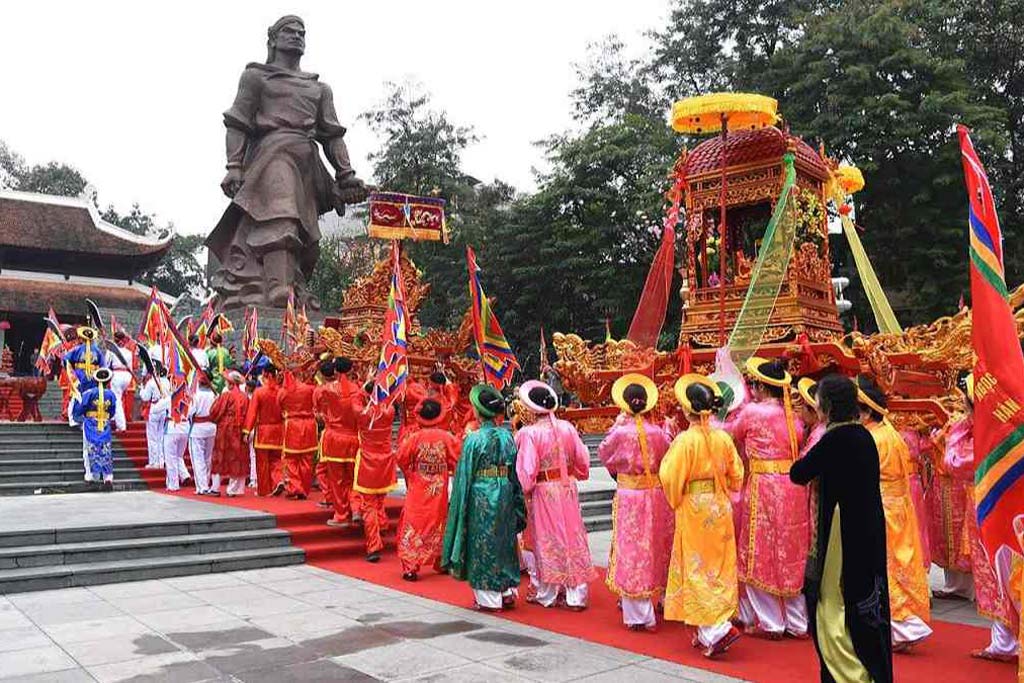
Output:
[659, 374, 745, 659]
[857, 376, 932, 652]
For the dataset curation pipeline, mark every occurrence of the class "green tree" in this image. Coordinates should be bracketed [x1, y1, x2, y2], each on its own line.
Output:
[308, 233, 385, 311]
[361, 81, 497, 329]
[760, 0, 1006, 324]
[101, 204, 205, 298]
[0, 139, 92, 198]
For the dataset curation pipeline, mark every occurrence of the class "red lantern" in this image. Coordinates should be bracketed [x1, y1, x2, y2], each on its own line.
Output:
[838, 204, 853, 216]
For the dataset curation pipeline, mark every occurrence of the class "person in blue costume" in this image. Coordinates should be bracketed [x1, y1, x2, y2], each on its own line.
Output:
[73, 368, 124, 490]
[64, 326, 108, 396]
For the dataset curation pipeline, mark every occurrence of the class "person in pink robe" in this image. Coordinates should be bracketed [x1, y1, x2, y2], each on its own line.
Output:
[723, 357, 807, 639]
[899, 427, 932, 570]
[516, 380, 596, 610]
[943, 372, 1020, 661]
[597, 373, 674, 631]
[930, 415, 974, 598]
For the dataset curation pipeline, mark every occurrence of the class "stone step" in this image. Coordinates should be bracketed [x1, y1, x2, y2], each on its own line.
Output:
[0, 458, 137, 472]
[0, 528, 292, 569]
[0, 515, 277, 548]
[584, 515, 612, 533]
[0, 546, 305, 594]
[0, 479, 151, 496]
[0, 468, 146, 482]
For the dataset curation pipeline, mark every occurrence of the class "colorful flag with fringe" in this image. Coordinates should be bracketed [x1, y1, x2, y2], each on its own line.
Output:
[138, 287, 167, 345]
[194, 302, 216, 346]
[960, 124, 1024, 576]
[37, 307, 63, 374]
[368, 242, 409, 419]
[467, 246, 519, 389]
[243, 307, 260, 362]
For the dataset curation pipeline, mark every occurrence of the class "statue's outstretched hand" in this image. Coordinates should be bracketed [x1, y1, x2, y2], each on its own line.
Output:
[221, 168, 244, 198]
[331, 179, 373, 213]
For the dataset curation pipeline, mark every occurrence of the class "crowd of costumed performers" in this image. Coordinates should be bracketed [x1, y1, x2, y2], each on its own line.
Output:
[29, 301, 1020, 676]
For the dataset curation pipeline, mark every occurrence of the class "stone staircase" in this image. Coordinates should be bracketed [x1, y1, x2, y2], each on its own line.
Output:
[0, 495, 304, 594]
[0, 422, 151, 495]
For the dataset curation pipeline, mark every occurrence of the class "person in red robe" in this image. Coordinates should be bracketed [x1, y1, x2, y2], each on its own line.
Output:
[395, 399, 462, 581]
[278, 371, 318, 499]
[314, 357, 362, 527]
[356, 382, 398, 562]
[210, 370, 250, 496]
[244, 364, 285, 496]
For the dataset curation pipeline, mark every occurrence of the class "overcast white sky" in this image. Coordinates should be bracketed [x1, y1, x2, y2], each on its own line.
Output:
[1, 1, 669, 236]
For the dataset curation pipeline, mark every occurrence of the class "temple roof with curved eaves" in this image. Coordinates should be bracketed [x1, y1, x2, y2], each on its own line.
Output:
[682, 126, 830, 181]
[0, 190, 173, 279]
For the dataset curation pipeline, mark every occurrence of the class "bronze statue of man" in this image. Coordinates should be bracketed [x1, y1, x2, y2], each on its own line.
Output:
[207, 15, 368, 309]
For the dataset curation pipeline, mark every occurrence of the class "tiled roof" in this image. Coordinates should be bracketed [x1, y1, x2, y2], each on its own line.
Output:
[0, 191, 172, 259]
[683, 126, 830, 180]
[0, 276, 154, 317]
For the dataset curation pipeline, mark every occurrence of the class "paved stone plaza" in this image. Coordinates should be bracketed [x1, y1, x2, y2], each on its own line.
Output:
[0, 564, 746, 683]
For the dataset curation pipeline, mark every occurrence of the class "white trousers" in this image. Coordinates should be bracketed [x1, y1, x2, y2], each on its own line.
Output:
[146, 417, 164, 469]
[940, 569, 975, 600]
[473, 588, 517, 609]
[987, 621, 1020, 656]
[891, 616, 933, 644]
[189, 434, 215, 494]
[521, 547, 539, 589]
[739, 585, 808, 635]
[81, 432, 92, 482]
[163, 432, 189, 491]
[535, 582, 588, 608]
[697, 621, 734, 648]
[621, 597, 655, 627]
[249, 442, 257, 486]
[111, 371, 132, 427]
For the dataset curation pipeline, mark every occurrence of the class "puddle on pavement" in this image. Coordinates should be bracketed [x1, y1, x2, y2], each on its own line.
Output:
[466, 630, 547, 647]
[161, 625, 273, 651]
[376, 619, 481, 639]
[302, 625, 401, 656]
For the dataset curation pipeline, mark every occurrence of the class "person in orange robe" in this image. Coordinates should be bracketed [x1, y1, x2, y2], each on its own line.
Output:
[395, 398, 461, 581]
[857, 376, 932, 652]
[660, 374, 744, 658]
[244, 364, 285, 496]
[278, 371, 318, 499]
[314, 358, 362, 526]
[209, 370, 250, 497]
[355, 382, 398, 562]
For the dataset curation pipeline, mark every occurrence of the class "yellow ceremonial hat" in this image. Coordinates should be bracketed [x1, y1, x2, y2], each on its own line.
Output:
[797, 377, 819, 408]
[611, 373, 659, 415]
[744, 356, 792, 388]
[855, 376, 889, 417]
[674, 374, 721, 415]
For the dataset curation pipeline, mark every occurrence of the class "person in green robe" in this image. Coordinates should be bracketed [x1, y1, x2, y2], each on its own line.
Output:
[441, 384, 526, 611]
[205, 333, 235, 393]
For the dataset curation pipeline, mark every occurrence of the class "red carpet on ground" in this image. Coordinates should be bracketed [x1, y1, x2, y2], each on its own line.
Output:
[159, 487, 1015, 683]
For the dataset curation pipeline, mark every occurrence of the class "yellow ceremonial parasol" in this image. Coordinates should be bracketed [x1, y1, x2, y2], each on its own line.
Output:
[671, 92, 779, 345]
[671, 93, 779, 134]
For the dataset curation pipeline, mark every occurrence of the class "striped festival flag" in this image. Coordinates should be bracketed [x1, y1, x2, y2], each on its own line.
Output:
[467, 247, 519, 388]
[959, 124, 1024, 575]
[368, 242, 409, 419]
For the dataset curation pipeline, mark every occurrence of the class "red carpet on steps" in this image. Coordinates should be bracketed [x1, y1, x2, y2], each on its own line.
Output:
[158, 488, 1014, 683]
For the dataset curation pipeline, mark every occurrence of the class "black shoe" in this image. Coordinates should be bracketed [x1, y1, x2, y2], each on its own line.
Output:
[272, 483, 285, 497]
[102, 480, 114, 492]
[402, 572, 418, 582]
[366, 552, 381, 563]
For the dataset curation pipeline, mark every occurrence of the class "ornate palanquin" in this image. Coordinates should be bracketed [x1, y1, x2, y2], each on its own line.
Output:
[679, 127, 843, 347]
[319, 250, 479, 391]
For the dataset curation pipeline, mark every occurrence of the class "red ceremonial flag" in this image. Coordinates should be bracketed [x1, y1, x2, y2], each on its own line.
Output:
[37, 307, 63, 374]
[467, 246, 519, 389]
[539, 325, 550, 374]
[627, 225, 676, 349]
[138, 287, 167, 345]
[959, 124, 1024, 572]
[243, 307, 260, 362]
